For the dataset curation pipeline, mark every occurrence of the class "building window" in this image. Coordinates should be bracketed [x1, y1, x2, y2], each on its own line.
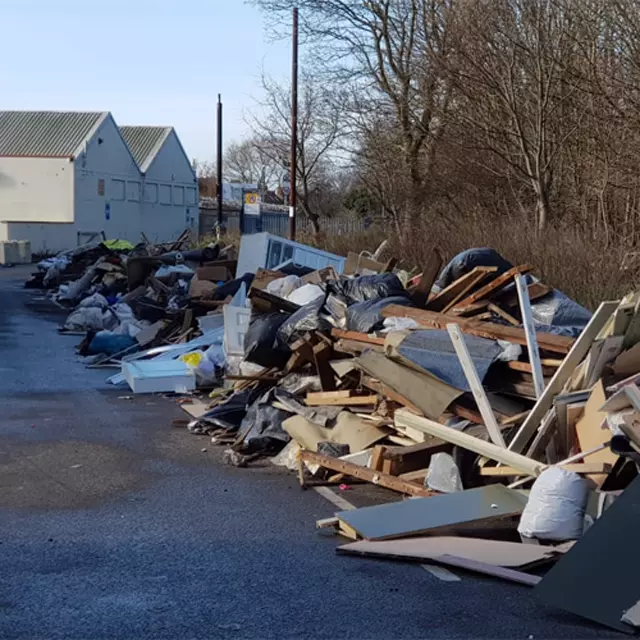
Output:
[97, 178, 105, 196]
[159, 184, 171, 205]
[186, 187, 197, 205]
[111, 179, 125, 201]
[144, 183, 158, 203]
[173, 186, 184, 205]
[127, 181, 141, 202]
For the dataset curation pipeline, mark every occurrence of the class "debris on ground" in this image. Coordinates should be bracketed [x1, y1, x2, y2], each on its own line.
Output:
[34, 232, 640, 633]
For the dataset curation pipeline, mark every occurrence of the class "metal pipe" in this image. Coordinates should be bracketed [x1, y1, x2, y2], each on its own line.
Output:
[216, 94, 223, 229]
[289, 7, 299, 241]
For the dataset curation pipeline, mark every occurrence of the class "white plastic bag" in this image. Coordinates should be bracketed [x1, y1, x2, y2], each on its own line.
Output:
[287, 283, 324, 306]
[267, 275, 303, 299]
[518, 467, 589, 541]
[426, 453, 463, 493]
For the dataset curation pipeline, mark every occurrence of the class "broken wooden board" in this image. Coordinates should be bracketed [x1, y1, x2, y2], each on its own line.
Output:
[507, 301, 619, 454]
[335, 484, 527, 541]
[180, 399, 211, 419]
[337, 536, 566, 570]
[330, 328, 386, 345]
[426, 266, 497, 313]
[410, 252, 443, 308]
[575, 380, 619, 488]
[284, 412, 389, 453]
[536, 474, 640, 633]
[613, 342, 640, 378]
[299, 450, 433, 498]
[395, 409, 546, 477]
[452, 264, 532, 312]
[381, 305, 575, 354]
[305, 390, 377, 406]
[354, 350, 463, 420]
[480, 462, 611, 476]
[248, 287, 301, 314]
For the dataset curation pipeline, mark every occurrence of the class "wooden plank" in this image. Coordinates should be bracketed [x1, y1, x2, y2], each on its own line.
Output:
[410, 251, 443, 307]
[426, 266, 497, 313]
[395, 408, 546, 477]
[306, 394, 378, 407]
[515, 274, 545, 398]
[436, 555, 540, 586]
[306, 390, 353, 402]
[494, 281, 552, 308]
[446, 324, 506, 447]
[360, 376, 424, 415]
[312, 342, 337, 391]
[488, 303, 520, 326]
[575, 380, 619, 488]
[505, 361, 556, 376]
[335, 484, 527, 540]
[330, 328, 386, 345]
[398, 468, 430, 482]
[370, 445, 386, 472]
[299, 450, 434, 498]
[338, 536, 564, 570]
[453, 264, 533, 311]
[480, 462, 612, 476]
[507, 301, 619, 454]
[381, 305, 575, 355]
[354, 350, 463, 420]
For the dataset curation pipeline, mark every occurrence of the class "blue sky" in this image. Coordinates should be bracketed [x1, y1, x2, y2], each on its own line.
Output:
[0, 0, 291, 162]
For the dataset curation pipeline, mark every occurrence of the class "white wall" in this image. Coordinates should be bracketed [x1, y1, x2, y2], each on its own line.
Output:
[0, 221, 75, 253]
[0, 157, 74, 223]
[74, 114, 142, 244]
[141, 130, 199, 242]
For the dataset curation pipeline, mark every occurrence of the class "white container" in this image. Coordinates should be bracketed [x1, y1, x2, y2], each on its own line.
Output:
[122, 360, 196, 394]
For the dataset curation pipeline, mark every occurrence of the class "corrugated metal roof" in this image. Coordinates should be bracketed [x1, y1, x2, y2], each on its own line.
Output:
[0, 110, 107, 157]
[119, 126, 172, 172]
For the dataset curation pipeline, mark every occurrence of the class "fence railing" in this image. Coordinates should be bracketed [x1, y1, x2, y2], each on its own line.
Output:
[199, 209, 365, 239]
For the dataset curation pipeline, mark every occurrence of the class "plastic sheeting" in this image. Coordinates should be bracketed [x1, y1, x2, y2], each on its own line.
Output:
[326, 273, 408, 305]
[436, 248, 513, 289]
[346, 296, 415, 333]
[276, 296, 331, 347]
[237, 388, 292, 454]
[244, 311, 291, 368]
[390, 329, 504, 392]
[198, 388, 262, 432]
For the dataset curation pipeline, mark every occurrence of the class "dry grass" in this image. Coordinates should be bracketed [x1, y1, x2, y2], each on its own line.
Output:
[203, 215, 637, 310]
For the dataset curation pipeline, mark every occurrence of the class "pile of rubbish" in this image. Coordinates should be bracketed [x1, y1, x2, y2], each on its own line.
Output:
[32, 232, 640, 633]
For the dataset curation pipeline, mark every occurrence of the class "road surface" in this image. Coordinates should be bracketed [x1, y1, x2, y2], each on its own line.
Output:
[0, 265, 609, 639]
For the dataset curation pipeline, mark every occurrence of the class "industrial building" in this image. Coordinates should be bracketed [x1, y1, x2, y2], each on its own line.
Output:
[0, 111, 198, 253]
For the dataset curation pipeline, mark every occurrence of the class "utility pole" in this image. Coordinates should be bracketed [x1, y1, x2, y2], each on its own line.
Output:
[289, 7, 299, 241]
[216, 94, 223, 229]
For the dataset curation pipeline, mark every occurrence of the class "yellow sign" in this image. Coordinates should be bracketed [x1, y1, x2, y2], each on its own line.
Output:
[245, 193, 258, 205]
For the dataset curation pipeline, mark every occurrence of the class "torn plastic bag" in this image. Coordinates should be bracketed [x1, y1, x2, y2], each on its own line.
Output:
[236, 388, 292, 454]
[287, 283, 324, 306]
[64, 306, 113, 331]
[86, 331, 137, 356]
[426, 453, 463, 493]
[276, 295, 331, 347]
[327, 273, 408, 305]
[529, 278, 592, 338]
[266, 275, 303, 299]
[346, 296, 415, 333]
[77, 293, 109, 309]
[212, 273, 254, 301]
[244, 311, 291, 368]
[436, 248, 513, 289]
[518, 467, 589, 541]
[199, 388, 262, 432]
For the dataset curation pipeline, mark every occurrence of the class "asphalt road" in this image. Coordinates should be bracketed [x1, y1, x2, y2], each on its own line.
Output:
[0, 265, 616, 639]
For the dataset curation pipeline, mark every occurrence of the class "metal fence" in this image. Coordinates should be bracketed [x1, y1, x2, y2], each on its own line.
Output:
[199, 208, 365, 239]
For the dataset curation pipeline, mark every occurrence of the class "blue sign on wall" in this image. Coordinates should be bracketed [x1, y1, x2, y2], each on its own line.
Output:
[105, 203, 111, 220]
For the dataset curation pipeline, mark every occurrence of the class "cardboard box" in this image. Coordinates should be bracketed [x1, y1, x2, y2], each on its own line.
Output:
[196, 265, 232, 282]
[189, 278, 217, 298]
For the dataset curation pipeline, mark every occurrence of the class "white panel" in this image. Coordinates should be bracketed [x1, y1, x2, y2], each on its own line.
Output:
[111, 179, 125, 201]
[127, 180, 141, 202]
[144, 183, 158, 203]
[159, 184, 171, 204]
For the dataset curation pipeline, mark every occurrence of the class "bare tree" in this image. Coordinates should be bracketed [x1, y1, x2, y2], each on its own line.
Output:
[225, 138, 280, 192]
[248, 73, 343, 232]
